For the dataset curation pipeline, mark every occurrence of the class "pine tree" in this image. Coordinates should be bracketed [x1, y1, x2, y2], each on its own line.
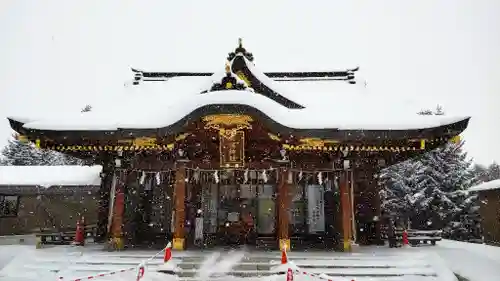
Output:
[471, 164, 489, 182]
[381, 106, 481, 239]
[1, 139, 45, 165]
[487, 162, 500, 180]
[81, 104, 92, 113]
[414, 142, 477, 231]
[434, 105, 445, 115]
[379, 160, 424, 225]
[1, 137, 90, 166]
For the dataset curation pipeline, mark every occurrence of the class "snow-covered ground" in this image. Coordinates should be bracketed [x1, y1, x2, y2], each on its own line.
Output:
[3, 239, 499, 281]
[0, 243, 457, 281]
[418, 239, 500, 281]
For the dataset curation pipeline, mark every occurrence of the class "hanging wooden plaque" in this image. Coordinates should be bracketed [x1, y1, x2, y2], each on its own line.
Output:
[220, 130, 245, 168]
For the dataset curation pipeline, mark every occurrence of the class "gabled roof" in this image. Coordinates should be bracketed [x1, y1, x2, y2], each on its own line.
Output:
[6, 39, 471, 141]
[468, 180, 500, 192]
[130, 38, 359, 110]
[9, 89, 469, 141]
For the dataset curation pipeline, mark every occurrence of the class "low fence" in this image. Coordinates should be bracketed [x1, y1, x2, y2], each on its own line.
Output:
[382, 228, 442, 246]
[0, 234, 37, 245]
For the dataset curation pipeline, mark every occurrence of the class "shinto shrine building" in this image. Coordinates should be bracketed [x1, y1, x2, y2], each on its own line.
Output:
[7, 39, 470, 251]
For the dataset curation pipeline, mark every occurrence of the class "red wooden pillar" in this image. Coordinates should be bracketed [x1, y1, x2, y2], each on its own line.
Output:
[278, 168, 291, 251]
[110, 170, 125, 250]
[173, 164, 186, 250]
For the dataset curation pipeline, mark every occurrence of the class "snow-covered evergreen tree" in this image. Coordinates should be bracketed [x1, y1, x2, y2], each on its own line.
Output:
[1, 137, 88, 166]
[1, 139, 46, 165]
[381, 105, 481, 239]
[487, 162, 500, 180]
[412, 141, 478, 230]
[379, 160, 423, 225]
[81, 104, 92, 113]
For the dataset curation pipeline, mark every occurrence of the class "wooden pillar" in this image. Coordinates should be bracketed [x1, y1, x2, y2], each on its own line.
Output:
[373, 170, 383, 245]
[96, 167, 111, 242]
[278, 168, 291, 251]
[340, 170, 352, 252]
[109, 170, 125, 250]
[349, 170, 357, 244]
[173, 164, 186, 250]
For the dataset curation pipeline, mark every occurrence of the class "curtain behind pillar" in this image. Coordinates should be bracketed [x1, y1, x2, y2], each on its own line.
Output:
[307, 184, 325, 233]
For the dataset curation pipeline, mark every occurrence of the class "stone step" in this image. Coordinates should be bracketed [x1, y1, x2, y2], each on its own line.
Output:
[174, 267, 437, 278]
[176, 270, 270, 278]
[178, 262, 272, 271]
[179, 256, 279, 264]
[178, 277, 412, 281]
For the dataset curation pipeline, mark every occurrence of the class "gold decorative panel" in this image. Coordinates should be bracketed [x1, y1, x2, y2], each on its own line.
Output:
[220, 130, 245, 168]
[203, 114, 253, 139]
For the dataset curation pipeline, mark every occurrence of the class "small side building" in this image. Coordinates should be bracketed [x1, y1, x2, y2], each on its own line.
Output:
[469, 179, 500, 246]
[0, 165, 102, 235]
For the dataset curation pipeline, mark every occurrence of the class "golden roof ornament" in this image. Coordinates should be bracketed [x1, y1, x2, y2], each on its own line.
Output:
[225, 61, 231, 73]
[227, 37, 254, 62]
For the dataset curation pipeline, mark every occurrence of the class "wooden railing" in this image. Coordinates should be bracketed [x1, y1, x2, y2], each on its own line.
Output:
[35, 224, 97, 246]
[382, 227, 442, 246]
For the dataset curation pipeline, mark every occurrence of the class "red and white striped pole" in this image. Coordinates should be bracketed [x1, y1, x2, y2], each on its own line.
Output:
[286, 268, 294, 281]
[59, 266, 137, 281]
[136, 263, 145, 281]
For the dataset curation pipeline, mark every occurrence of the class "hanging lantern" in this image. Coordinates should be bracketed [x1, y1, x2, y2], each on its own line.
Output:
[243, 169, 249, 184]
[155, 172, 161, 185]
[213, 170, 219, 183]
[334, 176, 339, 193]
[325, 177, 332, 191]
[317, 172, 323, 185]
[193, 168, 200, 183]
[139, 171, 146, 185]
[261, 169, 268, 183]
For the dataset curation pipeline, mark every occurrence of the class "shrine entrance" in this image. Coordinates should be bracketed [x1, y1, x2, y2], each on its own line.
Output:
[189, 170, 277, 248]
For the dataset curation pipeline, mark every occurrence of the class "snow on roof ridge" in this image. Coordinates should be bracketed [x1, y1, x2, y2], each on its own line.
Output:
[19, 89, 470, 132]
[468, 179, 500, 192]
[0, 165, 102, 188]
[243, 56, 302, 101]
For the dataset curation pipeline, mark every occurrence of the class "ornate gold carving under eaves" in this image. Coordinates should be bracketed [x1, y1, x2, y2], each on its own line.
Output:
[133, 137, 156, 146]
[299, 138, 339, 147]
[202, 114, 253, 139]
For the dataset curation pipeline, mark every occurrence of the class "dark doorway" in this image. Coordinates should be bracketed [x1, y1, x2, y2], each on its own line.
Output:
[126, 172, 174, 247]
[197, 171, 277, 248]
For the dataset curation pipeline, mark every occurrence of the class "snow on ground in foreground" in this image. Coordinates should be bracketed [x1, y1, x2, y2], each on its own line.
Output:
[0, 244, 455, 281]
[418, 239, 500, 281]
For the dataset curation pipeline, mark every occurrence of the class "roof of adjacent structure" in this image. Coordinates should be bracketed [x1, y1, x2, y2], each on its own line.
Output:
[468, 179, 500, 192]
[0, 165, 102, 187]
[6, 41, 471, 140]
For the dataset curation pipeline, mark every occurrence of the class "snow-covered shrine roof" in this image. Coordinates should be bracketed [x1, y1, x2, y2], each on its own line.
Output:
[468, 179, 500, 192]
[7, 41, 470, 138]
[0, 165, 102, 188]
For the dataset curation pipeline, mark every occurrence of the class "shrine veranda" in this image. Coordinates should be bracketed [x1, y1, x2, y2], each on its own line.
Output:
[7, 39, 470, 251]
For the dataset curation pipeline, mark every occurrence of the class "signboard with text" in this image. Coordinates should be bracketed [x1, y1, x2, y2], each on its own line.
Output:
[219, 130, 245, 168]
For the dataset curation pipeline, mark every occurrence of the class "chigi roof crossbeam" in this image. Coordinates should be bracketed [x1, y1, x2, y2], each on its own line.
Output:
[131, 38, 359, 84]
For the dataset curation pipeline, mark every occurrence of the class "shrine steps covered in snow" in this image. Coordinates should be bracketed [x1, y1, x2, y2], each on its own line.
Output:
[0, 244, 452, 281]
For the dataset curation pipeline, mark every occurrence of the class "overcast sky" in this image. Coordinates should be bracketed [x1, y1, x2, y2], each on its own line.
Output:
[0, 0, 499, 165]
